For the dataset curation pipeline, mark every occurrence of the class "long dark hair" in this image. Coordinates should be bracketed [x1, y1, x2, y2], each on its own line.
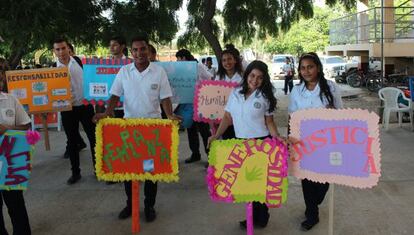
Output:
[0, 58, 10, 92]
[217, 48, 243, 80]
[240, 60, 276, 112]
[298, 53, 334, 107]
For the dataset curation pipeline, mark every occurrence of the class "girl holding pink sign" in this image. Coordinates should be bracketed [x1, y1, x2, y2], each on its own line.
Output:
[213, 47, 244, 140]
[288, 52, 343, 231]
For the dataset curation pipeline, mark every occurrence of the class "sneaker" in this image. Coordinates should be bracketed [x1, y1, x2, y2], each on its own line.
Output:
[144, 207, 156, 222]
[118, 206, 132, 220]
[66, 174, 81, 185]
[301, 218, 319, 231]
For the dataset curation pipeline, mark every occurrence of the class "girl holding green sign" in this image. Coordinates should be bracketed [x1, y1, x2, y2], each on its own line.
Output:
[208, 60, 282, 230]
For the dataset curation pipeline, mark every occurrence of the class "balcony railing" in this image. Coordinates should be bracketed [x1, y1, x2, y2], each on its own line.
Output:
[329, 7, 414, 45]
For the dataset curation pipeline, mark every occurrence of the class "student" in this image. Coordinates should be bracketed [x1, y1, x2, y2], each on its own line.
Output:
[93, 35, 180, 222]
[282, 57, 294, 95]
[212, 48, 244, 141]
[208, 60, 281, 230]
[59, 43, 87, 159]
[175, 49, 212, 164]
[0, 58, 31, 235]
[215, 48, 243, 84]
[109, 36, 128, 59]
[288, 52, 343, 231]
[148, 44, 158, 62]
[53, 37, 96, 185]
[224, 43, 249, 71]
[206, 57, 216, 78]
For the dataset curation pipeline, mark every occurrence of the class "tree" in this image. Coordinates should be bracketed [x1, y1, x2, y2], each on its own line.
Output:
[102, 0, 182, 45]
[178, 0, 358, 59]
[0, 0, 182, 68]
[264, 7, 343, 57]
[0, 0, 106, 68]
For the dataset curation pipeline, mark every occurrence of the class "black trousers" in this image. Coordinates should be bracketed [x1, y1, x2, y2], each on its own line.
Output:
[222, 125, 235, 140]
[284, 75, 294, 94]
[124, 181, 157, 209]
[61, 105, 96, 176]
[302, 179, 329, 221]
[187, 121, 211, 157]
[0, 191, 31, 235]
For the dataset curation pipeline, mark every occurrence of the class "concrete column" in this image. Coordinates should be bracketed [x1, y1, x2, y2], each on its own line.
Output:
[384, 0, 395, 42]
[357, 0, 370, 43]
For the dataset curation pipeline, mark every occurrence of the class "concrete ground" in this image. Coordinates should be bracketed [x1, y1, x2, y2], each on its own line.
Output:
[3, 84, 414, 235]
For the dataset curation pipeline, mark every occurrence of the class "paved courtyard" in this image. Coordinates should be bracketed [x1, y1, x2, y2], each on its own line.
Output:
[3, 86, 414, 235]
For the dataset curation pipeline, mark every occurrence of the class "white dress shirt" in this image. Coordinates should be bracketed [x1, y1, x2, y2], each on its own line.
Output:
[56, 56, 84, 106]
[110, 62, 172, 118]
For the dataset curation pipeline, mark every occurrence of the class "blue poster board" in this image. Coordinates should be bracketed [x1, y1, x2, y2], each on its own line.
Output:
[82, 58, 132, 103]
[155, 61, 197, 104]
[409, 76, 414, 102]
[0, 130, 34, 190]
[83, 59, 198, 104]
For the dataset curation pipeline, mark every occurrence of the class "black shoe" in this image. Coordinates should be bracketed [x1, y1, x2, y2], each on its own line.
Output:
[144, 207, 156, 222]
[301, 218, 319, 231]
[204, 162, 209, 169]
[239, 220, 247, 230]
[78, 142, 87, 151]
[185, 155, 201, 164]
[63, 149, 70, 159]
[118, 206, 131, 220]
[106, 181, 117, 185]
[66, 174, 81, 185]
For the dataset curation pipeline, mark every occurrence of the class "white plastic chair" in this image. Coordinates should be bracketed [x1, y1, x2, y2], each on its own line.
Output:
[378, 87, 413, 131]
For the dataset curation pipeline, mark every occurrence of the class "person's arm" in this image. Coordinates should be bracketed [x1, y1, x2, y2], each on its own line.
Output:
[0, 123, 30, 134]
[160, 97, 181, 121]
[265, 115, 281, 138]
[207, 111, 233, 147]
[93, 95, 119, 123]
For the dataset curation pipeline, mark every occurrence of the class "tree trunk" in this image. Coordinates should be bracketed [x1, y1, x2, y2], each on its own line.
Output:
[8, 47, 24, 70]
[197, 0, 222, 59]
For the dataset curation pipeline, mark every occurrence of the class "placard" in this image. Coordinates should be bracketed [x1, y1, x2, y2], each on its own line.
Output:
[193, 80, 238, 123]
[82, 58, 132, 104]
[95, 118, 179, 182]
[156, 61, 197, 104]
[83, 59, 197, 104]
[6, 67, 72, 113]
[0, 130, 41, 190]
[207, 138, 288, 207]
[289, 108, 381, 188]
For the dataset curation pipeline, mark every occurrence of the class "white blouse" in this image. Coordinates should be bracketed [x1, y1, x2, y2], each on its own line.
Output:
[225, 87, 273, 138]
[215, 72, 242, 84]
[288, 80, 343, 114]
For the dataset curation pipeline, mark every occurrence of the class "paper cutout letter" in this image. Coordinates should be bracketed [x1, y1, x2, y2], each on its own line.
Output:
[289, 108, 381, 188]
[193, 80, 238, 123]
[95, 118, 179, 182]
[207, 138, 288, 207]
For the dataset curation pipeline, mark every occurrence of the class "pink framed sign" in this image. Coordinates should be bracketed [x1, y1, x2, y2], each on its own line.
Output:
[193, 80, 238, 123]
[289, 108, 381, 188]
